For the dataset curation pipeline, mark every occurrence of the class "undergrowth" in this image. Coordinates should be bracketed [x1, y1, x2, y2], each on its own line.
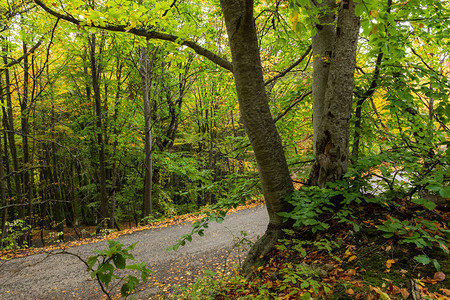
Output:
[170, 151, 449, 299]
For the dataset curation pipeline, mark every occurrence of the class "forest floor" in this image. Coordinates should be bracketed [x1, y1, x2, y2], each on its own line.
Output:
[170, 199, 449, 300]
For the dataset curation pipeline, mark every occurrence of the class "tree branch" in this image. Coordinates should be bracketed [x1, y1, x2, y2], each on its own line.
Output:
[33, 0, 233, 72]
[265, 44, 312, 86]
[0, 199, 71, 211]
[274, 90, 312, 123]
[0, 40, 43, 71]
[410, 47, 440, 75]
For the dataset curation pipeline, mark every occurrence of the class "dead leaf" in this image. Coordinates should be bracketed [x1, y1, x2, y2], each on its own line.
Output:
[347, 288, 354, 295]
[400, 288, 409, 298]
[345, 269, 357, 276]
[433, 272, 446, 282]
[440, 288, 450, 296]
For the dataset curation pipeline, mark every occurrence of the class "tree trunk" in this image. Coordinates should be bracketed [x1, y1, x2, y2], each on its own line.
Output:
[2, 42, 23, 229]
[0, 77, 7, 248]
[139, 43, 155, 218]
[20, 42, 33, 245]
[220, 0, 294, 275]
[88, 35, 110, 228]
[308, 0, 360, 188]
[311, 0, 337, 155]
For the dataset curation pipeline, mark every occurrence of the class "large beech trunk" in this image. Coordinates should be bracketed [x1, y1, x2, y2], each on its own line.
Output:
[220, 0, 294, 275]
[308, 0, 360, 188]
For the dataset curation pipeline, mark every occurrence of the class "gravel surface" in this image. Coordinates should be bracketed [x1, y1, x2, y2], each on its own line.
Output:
[0, 205, 268, 299]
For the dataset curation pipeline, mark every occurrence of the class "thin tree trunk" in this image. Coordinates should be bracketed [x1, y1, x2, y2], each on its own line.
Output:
[88, 35, 110, 228]
[352, 0, 391, 161]
[0, 85, 7, 248]
[140, 43, 156, 218]
[2, 42, 23, 229]
[20, 42, 33, 245]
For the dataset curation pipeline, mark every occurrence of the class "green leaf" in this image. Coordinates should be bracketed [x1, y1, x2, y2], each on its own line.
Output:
[87, 256, 98, 270]
[121, 283, 131, 297]
[423, 200, 436, 210]
[414, 254, 431, 265]
[439, 186, 450, 198]
[355, 3, 365, 16]
[433, 259, 441, 272]
[113, 254, 126, 269]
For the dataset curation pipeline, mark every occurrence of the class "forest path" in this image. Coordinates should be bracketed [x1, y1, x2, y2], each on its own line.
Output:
[0, 205, 268, 299]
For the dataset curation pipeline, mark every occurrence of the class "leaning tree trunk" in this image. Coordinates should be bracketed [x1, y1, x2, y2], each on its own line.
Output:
[220, 0, 294, 276]
[308, 0, 360, 188]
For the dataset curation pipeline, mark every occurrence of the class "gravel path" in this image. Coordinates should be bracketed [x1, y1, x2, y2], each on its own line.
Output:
[0, 205, 268, 299]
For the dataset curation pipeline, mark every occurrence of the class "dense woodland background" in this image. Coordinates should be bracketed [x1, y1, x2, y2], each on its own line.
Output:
[0, 0, 448, 256]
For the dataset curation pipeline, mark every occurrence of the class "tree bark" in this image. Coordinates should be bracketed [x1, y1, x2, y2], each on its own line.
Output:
[220, 0, 294, 275]
[308, 0, 360, 188]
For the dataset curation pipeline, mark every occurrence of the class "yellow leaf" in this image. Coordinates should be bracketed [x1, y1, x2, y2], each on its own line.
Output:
[290, 11, 298, 31]
[348, 255, 357, 262]
[372, 286, 391, 300]
[386, 259, 396, 268]
[343, 249, 352, 258]
[369, 10, 379, 17]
